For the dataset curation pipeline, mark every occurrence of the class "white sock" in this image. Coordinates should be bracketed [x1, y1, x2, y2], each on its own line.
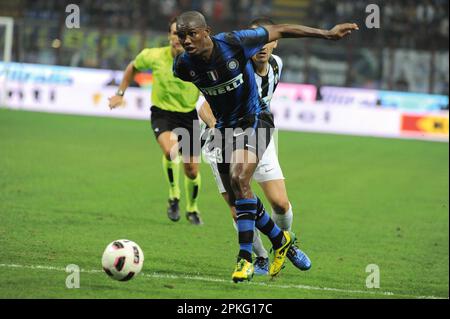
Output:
[233, 221, 268, 259]
[272, 203, 293, 231]
[252, 228, 269, 259]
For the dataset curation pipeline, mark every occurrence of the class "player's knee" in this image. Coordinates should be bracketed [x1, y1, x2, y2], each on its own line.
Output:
[271, 199, 290, 215]
[184, 164, 198, 179]
[162, 148, 177, 161]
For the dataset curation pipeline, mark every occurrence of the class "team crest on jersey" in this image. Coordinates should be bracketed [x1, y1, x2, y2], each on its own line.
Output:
[207, 70, 219, 82]
[226, 59, 239, 71]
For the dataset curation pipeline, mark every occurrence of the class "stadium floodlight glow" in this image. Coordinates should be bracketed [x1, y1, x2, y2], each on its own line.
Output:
[0, 16, 13, 107]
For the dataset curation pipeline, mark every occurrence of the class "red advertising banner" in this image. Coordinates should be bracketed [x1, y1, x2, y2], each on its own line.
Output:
[401, 114, 449, 136]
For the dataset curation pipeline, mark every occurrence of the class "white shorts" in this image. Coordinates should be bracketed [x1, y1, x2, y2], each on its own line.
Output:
[209, 137, 285, 194]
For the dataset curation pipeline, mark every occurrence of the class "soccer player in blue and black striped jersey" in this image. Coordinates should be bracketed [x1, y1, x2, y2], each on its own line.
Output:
[173, 11, 358, 282]
[199, 17, 312, 276]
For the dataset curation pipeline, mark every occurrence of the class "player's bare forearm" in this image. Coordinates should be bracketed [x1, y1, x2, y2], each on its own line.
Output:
[265, 23, 359, 42]
[199, 101, 217, 128]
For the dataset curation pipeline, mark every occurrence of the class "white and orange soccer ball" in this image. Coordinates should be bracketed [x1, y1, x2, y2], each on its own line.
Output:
[102, 239, 144, 281]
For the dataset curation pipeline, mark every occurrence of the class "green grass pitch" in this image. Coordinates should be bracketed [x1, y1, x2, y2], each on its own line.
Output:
[0, 108, 448, 299]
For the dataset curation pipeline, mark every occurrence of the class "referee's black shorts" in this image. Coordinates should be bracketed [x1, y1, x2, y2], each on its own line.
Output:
[150, 105, 200, 157]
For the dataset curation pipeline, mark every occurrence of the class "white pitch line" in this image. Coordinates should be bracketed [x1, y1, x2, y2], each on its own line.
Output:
[0, 263, 446, 299]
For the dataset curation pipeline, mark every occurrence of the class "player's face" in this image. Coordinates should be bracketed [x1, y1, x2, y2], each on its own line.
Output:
[176, 27, 209, 56]
[168, 23, 184, 54]
[252, 40, 277, 64]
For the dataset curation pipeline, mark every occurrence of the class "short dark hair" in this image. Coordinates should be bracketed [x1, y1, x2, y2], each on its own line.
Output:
[249, 17, 275, 28]
[176, 11, 208, 29]
[168, 16, 177, 32]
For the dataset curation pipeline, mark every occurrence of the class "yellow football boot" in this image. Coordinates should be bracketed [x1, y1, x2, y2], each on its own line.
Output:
[232, 258, 254, 283]
[269, 231, 294, 277]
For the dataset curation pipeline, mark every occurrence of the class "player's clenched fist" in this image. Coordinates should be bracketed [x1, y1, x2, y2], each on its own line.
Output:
[327, 23, 359, 40]
[108, 95, 124, 109]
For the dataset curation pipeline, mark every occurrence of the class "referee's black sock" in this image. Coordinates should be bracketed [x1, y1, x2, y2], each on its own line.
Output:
[162, 155, 181, 199]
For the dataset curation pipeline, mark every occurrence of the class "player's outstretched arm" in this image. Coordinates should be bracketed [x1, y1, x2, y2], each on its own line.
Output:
[264, 23, 359, 42]
[108, 62, 138, 109]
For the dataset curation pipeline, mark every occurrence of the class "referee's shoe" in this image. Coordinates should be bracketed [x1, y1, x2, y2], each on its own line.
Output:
[167, 198, 180, 222]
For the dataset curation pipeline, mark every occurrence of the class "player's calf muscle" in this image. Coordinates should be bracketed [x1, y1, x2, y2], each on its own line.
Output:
[270, 200, 290, 215]
[260, 180, 290, 214]
[265, 189, 290, 214]
[230, 166, 254, 199]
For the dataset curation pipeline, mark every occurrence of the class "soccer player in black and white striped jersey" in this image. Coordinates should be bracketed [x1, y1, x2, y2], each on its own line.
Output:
[199, 17, 311, 275]
[253, 45, 282, 109]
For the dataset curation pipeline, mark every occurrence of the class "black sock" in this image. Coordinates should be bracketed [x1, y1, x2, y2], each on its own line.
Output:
[255, 197, 284, 249]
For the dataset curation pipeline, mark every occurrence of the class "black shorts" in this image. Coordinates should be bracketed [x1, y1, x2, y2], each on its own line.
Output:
[213, 111, 275, 174]
[150, 105, 200, 157]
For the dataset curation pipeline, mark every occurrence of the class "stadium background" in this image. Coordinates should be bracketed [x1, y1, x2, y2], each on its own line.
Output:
[0, 0, 448, 299]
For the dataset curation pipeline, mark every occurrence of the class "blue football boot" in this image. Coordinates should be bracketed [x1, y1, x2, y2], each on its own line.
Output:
[253, 257, 269, 275]
[287, 244, 311, 271]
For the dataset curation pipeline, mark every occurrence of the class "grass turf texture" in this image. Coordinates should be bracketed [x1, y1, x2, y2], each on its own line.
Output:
[0, 109, 448, 299]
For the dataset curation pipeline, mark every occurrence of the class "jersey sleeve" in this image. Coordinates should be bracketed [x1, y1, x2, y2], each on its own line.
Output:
[173, 53, 191, 81]
[230, 26, 269, 60]
[133, 48, 157, 71]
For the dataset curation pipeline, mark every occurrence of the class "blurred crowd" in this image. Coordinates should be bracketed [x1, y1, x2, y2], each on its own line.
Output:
[14, 0, 448, 49]
[0, 0, 448, 94]
[310, 0, 449, 49]
[16, 0, 273, 32]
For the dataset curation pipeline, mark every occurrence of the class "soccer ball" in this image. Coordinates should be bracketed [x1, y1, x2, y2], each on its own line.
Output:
[102, 239, 144, 281]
